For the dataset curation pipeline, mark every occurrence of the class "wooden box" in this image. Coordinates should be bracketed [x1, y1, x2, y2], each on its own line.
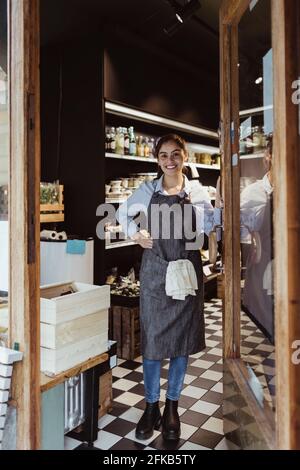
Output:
[98, 370, 113, 419]
[110, 305, 140, 360]
[40, 184, 64, 223]
[40, 282, 110, 375]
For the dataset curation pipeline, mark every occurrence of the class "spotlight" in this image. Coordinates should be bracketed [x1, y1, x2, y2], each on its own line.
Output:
[176, 13, 184, 23]
[255, 77, 263, 84]
[164, 0, 201, 36]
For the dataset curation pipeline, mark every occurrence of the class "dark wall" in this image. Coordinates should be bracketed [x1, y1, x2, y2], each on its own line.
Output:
[41, 40, 105, 284]
[104, 30, 219, 130]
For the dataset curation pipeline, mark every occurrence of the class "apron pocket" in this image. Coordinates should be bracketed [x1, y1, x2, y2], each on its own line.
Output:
[140, 260, 166, 300]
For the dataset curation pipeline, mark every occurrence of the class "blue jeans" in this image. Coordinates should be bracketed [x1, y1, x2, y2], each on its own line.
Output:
[143, 356, 189, 403]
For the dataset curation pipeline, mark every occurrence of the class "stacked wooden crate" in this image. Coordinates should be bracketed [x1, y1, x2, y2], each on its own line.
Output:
[40, 282, 110, 375]
[110, 300, 140, 360]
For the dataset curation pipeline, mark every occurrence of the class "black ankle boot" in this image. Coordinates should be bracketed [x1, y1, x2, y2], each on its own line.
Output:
[135, 402, 161, 440]
[162, 398, 180, 441]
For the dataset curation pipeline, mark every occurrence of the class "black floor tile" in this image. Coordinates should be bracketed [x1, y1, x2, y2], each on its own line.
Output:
[110, 438, 146, 451]
[103, 418, 136, 437]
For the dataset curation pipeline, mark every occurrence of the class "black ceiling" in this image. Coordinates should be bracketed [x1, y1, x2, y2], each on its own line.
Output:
[40, 0, 221, 78]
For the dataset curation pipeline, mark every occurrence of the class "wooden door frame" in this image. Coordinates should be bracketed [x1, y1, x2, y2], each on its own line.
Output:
[9, 0, 41, 449]
[220, 0, 300, 450]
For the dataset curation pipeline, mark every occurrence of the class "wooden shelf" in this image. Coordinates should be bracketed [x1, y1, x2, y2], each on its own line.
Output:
[40, 352, 109, 393]
[105, 153, 220, 171]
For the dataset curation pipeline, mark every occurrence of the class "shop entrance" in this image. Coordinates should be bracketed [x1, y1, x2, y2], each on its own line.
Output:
[2, 0, 300, 451]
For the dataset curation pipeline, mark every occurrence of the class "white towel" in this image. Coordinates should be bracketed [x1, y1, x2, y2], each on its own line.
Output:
[165, 259, 198, 301]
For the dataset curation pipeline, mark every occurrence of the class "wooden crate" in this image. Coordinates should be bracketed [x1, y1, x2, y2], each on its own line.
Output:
[110, 305, 140, 360]
[40, 184, 64, 223]
[98, 370, 113, 419]
[40, 282, 110, 375]
[40, 282, 110, 324]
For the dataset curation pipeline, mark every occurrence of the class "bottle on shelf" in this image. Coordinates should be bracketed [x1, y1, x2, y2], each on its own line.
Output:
[144, 137, 150, 158]
[129, 127, 136, 156]
[124, 127, 130, 155]
[148, 137, 155, 158]
[137, 135, 144, 157]
[110, 127, 116, 154]
[116, 127, 124, 155]
[105, 132, 111, 152]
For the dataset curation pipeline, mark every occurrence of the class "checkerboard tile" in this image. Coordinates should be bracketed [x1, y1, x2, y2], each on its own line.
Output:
[64, 298, 275, 450]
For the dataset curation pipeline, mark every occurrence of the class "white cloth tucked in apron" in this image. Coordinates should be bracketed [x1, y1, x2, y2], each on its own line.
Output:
[165, 259, 198, 300]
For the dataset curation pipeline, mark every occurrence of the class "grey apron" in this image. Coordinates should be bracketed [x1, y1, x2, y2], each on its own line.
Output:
[139, 188, 206, 360]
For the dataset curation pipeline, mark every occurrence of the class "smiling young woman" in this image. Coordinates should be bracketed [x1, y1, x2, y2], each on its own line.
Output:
[116, 134, 215, 442]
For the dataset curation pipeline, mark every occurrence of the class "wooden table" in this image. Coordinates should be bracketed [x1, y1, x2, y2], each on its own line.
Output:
[40, 352, 109, 392]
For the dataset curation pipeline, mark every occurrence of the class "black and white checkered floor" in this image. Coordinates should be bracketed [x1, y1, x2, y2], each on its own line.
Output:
[64, 298, 275, 451]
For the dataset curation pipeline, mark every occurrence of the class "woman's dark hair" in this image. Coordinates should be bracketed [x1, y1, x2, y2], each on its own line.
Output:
[154, 134, 190, 179]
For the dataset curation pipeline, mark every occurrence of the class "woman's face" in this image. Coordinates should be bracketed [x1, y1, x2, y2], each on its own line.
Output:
[158, 141, 188, 177]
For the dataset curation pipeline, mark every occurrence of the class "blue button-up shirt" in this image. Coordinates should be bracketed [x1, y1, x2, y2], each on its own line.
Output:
[116, 174, 218, 239]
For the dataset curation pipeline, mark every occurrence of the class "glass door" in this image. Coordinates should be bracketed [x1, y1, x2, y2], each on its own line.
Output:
[238, 0, 275, 414]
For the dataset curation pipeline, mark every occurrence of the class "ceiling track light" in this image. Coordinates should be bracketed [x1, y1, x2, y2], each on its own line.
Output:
[164, 0, 201, 36]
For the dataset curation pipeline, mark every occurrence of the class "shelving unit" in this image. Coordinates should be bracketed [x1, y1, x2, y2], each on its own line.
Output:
[104, 101, 221, 300]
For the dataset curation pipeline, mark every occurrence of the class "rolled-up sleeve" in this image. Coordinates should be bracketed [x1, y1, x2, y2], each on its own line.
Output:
[189, 183, 215, 236]
[115, 182, 153, 238]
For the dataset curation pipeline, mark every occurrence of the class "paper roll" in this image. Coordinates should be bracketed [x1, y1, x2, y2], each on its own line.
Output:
[40, 230, 57, 240]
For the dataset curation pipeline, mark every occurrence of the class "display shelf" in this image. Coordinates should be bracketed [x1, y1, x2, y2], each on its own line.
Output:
[105, 152, 220, 171]
[105, 239, 138, 250]
[105, 101, 219, 140]
[105, 197, 128, 204]
[40, 185, 64, 223]
[240, 152, 265, 160]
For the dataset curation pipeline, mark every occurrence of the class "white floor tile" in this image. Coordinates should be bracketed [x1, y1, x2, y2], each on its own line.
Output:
[181, 385, 207, 399]
[184, 374, 198, 385]
[64, 436, 81, 450]
[119, 407, 144, 424]
[190, 359, 214, 369]
[200, 370, 223, 382]
[190, 400, 220, 416]
[201, 417, 224, 435]
[114, 392, 144, 407]
[215, 437, 240, 450]
[246, 336, 265, 344]
[125, 429, 160, 446]
[212, 330, 223, 337]
[93, 430, 122, 450]
[189, 351, 205, 359]
[205, 339, 219, 348]
[208, 348, 223, 357]
[112, 366, 131, 378]
[256, 343, 275, 352]
[210, 382, 223, 394]
[117, 358, 126, 365]
[98, 414, 117, 429]
[206, 324, 222, 331]
[179, 441, 211, 451]
[113, 378, 137, 391]
[135, 365, 144, 373]
[180, 422, 198, 440]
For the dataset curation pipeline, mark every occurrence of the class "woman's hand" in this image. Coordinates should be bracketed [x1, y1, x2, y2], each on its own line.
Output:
[132, 230, 153, 249]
